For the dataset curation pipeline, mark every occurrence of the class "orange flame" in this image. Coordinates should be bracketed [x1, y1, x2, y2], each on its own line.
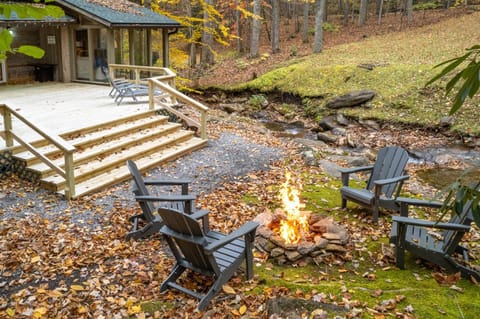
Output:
[278, 171, 309, 244]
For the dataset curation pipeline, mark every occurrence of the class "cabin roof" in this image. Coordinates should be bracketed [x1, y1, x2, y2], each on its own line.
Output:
[0, 0, 181, 28]
[57, 0, 181, 28]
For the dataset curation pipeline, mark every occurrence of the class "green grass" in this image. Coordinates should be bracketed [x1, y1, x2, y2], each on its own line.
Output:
[228, 10, 480, 136]
[250, 174, 480, 318]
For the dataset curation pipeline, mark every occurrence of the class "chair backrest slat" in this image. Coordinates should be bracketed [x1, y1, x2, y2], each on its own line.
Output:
[127, 160, 156, 222]
[367, 146, 409, 197]
[443, 200, 473, 254]
[158, 208, 214, 271]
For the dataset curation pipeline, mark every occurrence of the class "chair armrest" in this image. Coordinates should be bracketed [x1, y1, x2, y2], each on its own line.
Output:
[374, 175, 409, 186]
[338, 165, 374, 175]
[205, 221, 259, 253]
[392, 216, 471, 232]
[190, 209, 210, 220]
[135, 194, 196, 202]
[339, 165, 374, 186]
[144, 179, 191, 186]
[395, 196, 443, 217]
[395, 197, 443, 209]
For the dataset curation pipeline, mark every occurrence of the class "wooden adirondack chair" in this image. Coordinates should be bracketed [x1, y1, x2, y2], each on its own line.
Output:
[390, 197, 480, 280]
[157, 207, 259, 311]
[339, 146, 410, 222]
[126, 160, 209, 240]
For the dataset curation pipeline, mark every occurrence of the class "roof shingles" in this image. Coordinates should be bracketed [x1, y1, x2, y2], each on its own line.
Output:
[57, 0, 181, 27]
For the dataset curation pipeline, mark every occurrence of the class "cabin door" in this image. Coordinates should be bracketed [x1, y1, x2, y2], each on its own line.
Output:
[74, 29, 108, 82]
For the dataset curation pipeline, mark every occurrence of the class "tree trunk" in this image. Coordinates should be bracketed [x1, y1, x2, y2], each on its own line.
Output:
[302, 1, 310, 43]
[313, 0, 325, 53]
[378, 0, 384, 25]
[271, 0, 281, 53]
[359, 0, 368, 26]
[251, 0, 261, 58]
[405, 0, 413, 23]
[201, 0, 215, 65]
[235, 0, 243, 53]
[184, 0, 196, 68]
[343, 0, 350, 25]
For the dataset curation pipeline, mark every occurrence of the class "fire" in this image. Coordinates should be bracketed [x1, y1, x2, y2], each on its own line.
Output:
[278, 171, 309, 244]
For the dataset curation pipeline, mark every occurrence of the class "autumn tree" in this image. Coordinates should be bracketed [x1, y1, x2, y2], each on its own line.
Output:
[152, 0, 236, 67]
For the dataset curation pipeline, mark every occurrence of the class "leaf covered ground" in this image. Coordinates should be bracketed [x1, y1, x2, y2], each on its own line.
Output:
[1, 111, 480, 319]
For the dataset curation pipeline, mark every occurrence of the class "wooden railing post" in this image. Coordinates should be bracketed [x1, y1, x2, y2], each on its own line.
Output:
[1, 105, 14, 147]
[64, 151, 75, 199]
[200, 111, 207, 140]
[149, 81, 154, 111]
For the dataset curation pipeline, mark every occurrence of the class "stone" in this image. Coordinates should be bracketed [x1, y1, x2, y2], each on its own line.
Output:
[317, 132, 337, 144]
[294, 138, 327, 151]
[326, 243, 347, 253]
[310, 217, 335, 233]
[220, 103, 245, 114]
[336, 114, 350, 126]
[318, 160, 342, 179]
[331, 127, 346, 136]
[326, 90, 376, 109]
[255, 236, 277, 252]
[440, 116, 454, 127]
[359, 119, 381, 130]
[275, 256, 288, 265]
[257, 225, 273, 239]
[270, 247, 285, 258]
[302, 150, 317, 166]
[285, 250, 303, 262]
[313, 235, 328, 249]
[254, 212, 273, 228]
[318, 116, 337, 131]
[297, 241, 315, 255]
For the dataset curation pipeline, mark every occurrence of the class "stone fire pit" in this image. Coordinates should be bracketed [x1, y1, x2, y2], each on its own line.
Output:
[254, 209, 349, 265]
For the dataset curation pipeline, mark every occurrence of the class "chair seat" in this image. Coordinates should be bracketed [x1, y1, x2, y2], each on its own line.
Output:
[341, 187, 375, 205]
[206, 231, 246, 273]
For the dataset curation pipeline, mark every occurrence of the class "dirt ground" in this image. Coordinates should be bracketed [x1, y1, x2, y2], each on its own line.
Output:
[197, 8, 472, 87]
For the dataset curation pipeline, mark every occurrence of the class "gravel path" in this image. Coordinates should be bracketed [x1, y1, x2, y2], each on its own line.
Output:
[0, 132, 286, 224]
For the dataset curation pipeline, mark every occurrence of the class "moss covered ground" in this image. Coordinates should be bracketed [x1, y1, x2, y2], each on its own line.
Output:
[230, 10, 480, 136]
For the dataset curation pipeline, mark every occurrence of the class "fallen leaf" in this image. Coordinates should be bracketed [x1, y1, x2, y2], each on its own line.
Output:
[222, 284, 236, 295]
[239, 305, 247, 315]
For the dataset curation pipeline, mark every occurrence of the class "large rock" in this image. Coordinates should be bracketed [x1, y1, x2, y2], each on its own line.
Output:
[326, 90, 376, 109]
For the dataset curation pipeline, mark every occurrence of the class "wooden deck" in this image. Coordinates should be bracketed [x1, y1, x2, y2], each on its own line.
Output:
[0, 82, 151, 143]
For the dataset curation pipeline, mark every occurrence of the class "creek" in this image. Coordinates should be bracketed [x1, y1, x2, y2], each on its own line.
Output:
[260, 120, 480, 190]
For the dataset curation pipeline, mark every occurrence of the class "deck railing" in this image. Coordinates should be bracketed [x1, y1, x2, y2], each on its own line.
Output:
[108, 64, 208, 140]
[0, 104, 76, 198]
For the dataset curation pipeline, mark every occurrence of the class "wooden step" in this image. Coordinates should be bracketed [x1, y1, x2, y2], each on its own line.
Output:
[41, 129, 197, 191]
[9, 109, 163, 155]
[26, 122, 182, 177]
[14, 114, 169, 165]
[61, 137, 208, 198]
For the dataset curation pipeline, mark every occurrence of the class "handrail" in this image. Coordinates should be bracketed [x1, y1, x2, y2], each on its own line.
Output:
[0, 103, 76, 198]
[149, 77, 209, 140]
[108, 63, 176, 86]
[106, 64, 208, 140]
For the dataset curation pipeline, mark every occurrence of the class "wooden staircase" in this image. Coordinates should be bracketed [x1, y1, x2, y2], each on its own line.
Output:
[8, 110, 208, 198]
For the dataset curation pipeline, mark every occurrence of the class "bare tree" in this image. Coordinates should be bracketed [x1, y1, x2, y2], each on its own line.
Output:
[271, 0, 281, 53]
[302, 1, 310, 43]
[359, 0, 368, 25]
[313, 0, 326, 53]
[250, 0, 262, 57]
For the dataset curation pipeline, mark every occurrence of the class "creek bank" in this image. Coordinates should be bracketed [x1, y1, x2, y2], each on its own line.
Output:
[197, 90, 479, 193]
